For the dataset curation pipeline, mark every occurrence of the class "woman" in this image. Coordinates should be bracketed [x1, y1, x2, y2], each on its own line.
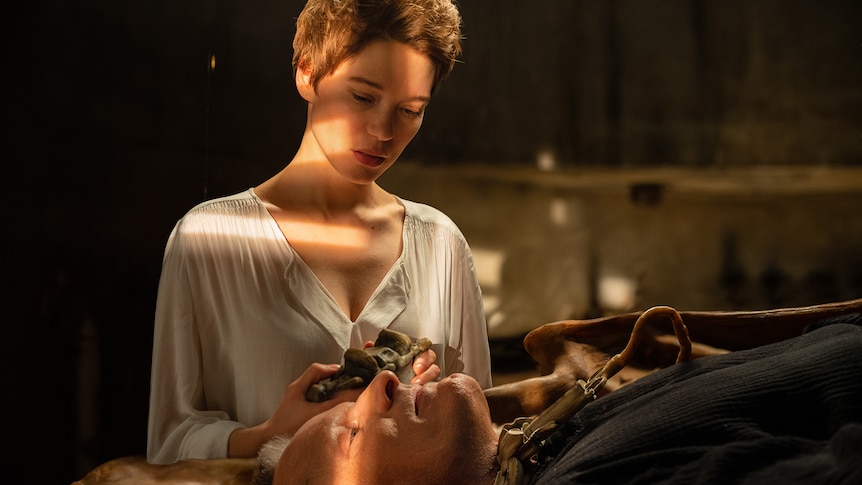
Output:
[147, 0, 491, 464]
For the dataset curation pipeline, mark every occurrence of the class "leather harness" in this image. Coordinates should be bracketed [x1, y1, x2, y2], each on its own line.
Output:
[494, 306, 693, 485]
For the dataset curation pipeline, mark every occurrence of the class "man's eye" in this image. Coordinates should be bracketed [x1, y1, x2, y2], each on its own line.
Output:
[349, 427, 359, 444]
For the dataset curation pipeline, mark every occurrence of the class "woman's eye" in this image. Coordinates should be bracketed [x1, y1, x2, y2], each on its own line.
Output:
[351, 93, 372, 104]
[402, 107, 423, 118]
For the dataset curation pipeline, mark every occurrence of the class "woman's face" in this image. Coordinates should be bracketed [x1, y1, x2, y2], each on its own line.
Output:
[298, 39, 436, 186]
[274, 372, 498, 484]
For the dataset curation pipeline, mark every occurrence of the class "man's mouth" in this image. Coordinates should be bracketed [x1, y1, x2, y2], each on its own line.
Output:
[414, 387, 423, 416]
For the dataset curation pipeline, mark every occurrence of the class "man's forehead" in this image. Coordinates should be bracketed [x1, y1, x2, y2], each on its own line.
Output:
[275, 409, 344, 482]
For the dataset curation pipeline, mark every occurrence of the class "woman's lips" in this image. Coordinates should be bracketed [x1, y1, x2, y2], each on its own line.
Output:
[353, 150, 386, 167]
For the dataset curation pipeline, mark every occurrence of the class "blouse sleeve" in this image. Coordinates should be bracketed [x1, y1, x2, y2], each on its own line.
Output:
[449, 232, 493, 389]
[146, 225, 244, 464]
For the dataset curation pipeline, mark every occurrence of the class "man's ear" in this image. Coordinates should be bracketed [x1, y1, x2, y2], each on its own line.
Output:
[295, 61, 316, 102]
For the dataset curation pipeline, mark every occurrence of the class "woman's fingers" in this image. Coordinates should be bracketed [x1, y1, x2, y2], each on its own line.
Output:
[413, 348, 436, 373]
[287, 363, 340, 397]
[411, 348, 439, 384]
[411, 363, 441, 385]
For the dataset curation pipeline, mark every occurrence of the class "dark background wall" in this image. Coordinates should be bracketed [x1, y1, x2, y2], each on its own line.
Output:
[2, 1, 861, 483]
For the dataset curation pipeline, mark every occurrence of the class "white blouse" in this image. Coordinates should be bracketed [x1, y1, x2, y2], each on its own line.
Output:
[147, 188, 492, 463]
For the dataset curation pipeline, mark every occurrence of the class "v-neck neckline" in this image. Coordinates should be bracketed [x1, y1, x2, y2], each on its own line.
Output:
[251, 188, 411, 342]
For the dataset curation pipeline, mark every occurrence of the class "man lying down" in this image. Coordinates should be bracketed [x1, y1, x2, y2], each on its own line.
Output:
[256, 314, 862, 484]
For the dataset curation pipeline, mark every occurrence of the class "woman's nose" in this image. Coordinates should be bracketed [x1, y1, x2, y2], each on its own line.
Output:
[354, 370, 400, 414]
[367, 109, 394, 141]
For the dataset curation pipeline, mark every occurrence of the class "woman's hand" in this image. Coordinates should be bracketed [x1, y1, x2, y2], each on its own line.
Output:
[267, 363, 364, 435]
[227, 363, 362, 458]
[411, 348, 441, 384]
[361, 340, 441, 385]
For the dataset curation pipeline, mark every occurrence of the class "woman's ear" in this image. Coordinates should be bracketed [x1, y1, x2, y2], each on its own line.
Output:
[295, 61, 316, 102]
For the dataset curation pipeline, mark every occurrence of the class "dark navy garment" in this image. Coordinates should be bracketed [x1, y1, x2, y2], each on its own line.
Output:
[531, 319, 862, 485]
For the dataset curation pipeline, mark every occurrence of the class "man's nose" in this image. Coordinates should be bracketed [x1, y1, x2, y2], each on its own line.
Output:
[355, 371, 400, 414]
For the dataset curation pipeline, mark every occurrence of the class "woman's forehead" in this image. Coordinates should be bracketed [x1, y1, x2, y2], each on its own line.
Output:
[337, 40, 435, 96]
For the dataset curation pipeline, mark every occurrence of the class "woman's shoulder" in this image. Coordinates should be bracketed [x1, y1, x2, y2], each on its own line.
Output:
[397, 197, 458, 229]
[184, 189, 259, 215]
[396, 196, 471, 252]
[172, 189, 267, 237]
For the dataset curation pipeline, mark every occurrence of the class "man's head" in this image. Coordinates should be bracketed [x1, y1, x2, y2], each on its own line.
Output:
[257, 371, 499, 484]
[292, 0, 462, 94]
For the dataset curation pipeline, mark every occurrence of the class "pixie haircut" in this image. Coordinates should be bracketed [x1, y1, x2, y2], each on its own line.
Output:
[292, 0, 463, 94]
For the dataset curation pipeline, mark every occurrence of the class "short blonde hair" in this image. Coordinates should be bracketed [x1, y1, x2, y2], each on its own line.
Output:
[292, 0, 462, 93]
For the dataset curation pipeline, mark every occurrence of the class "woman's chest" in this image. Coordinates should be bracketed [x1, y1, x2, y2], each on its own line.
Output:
[280, 218, 404, 321]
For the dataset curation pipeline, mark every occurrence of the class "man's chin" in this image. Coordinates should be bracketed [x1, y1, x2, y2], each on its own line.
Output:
[440, 372, 480, 390]
[437, 373, 489, 411]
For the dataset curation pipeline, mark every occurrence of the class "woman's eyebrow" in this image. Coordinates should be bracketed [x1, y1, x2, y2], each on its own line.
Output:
[348, 75, 383, 90]
[347, 76, 430, 103]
